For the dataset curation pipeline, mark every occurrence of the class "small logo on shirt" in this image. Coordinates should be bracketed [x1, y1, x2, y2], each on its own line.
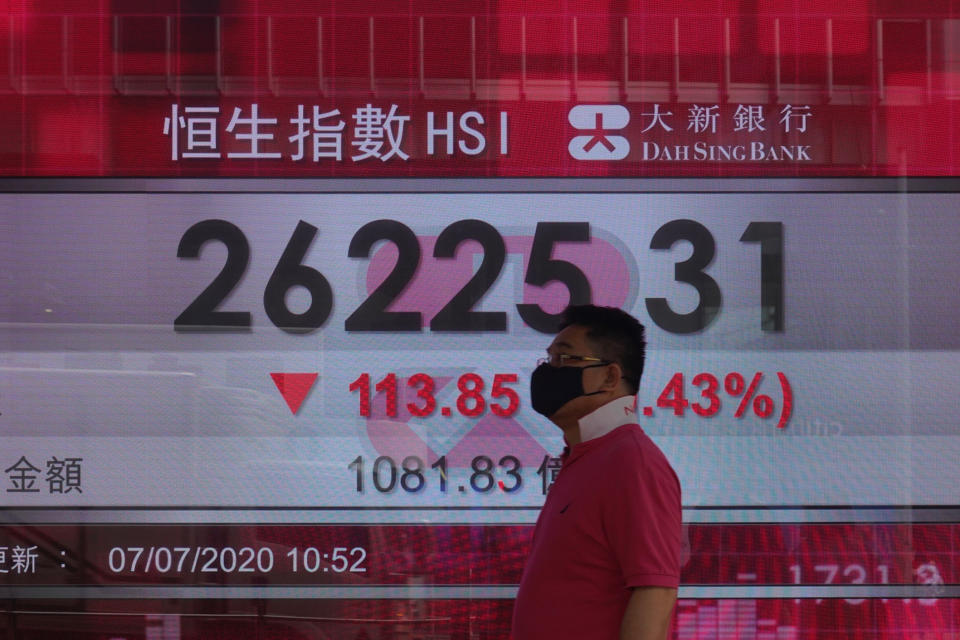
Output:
[559, 502, 573, 514]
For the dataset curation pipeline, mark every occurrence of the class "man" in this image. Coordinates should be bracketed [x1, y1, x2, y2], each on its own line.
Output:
[512, 305, 682, 640]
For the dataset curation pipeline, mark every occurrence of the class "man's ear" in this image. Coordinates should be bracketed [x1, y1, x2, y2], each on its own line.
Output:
[602, 362, 623, 390]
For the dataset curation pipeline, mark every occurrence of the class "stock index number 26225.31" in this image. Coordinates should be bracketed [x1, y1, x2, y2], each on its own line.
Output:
[174, 218, 783, 334]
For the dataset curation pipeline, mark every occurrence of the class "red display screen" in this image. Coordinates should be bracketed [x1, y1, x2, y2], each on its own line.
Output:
[3, 521, 958, 637]
[3, 2, 960, 639]
[2, 523, 957, 587]
[0, 0, 958, 176]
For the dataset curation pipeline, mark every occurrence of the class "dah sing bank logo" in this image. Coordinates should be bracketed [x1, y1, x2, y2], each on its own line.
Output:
[568, 105, 631, 160]
[567, 104, 814, 162]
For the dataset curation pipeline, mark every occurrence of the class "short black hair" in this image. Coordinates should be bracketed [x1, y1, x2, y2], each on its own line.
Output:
[559, 305, 646, 394]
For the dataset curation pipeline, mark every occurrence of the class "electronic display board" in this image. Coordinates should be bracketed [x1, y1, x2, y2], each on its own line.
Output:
[2, 2, 960, 639]
[2, 181, 959, 639]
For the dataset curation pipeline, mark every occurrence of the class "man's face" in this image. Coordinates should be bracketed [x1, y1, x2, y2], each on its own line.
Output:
[543, 324, 612, 422]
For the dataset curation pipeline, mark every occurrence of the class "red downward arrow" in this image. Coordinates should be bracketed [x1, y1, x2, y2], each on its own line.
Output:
[269, 373, 319, 415]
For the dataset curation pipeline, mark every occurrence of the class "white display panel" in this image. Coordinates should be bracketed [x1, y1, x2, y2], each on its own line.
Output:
[2, 185, 956, 511]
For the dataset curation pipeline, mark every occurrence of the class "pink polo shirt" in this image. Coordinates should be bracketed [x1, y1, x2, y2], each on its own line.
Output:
[511, 396, 682, 640]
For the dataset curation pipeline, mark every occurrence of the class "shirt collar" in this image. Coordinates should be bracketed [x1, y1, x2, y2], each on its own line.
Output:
[577, 395, 638, 443]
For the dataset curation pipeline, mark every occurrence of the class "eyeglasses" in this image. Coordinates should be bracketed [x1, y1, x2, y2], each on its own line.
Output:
[537, 354, 610, 368]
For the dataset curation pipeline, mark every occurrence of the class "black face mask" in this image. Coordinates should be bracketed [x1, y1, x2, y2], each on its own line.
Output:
[529, 362, 608, 417]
